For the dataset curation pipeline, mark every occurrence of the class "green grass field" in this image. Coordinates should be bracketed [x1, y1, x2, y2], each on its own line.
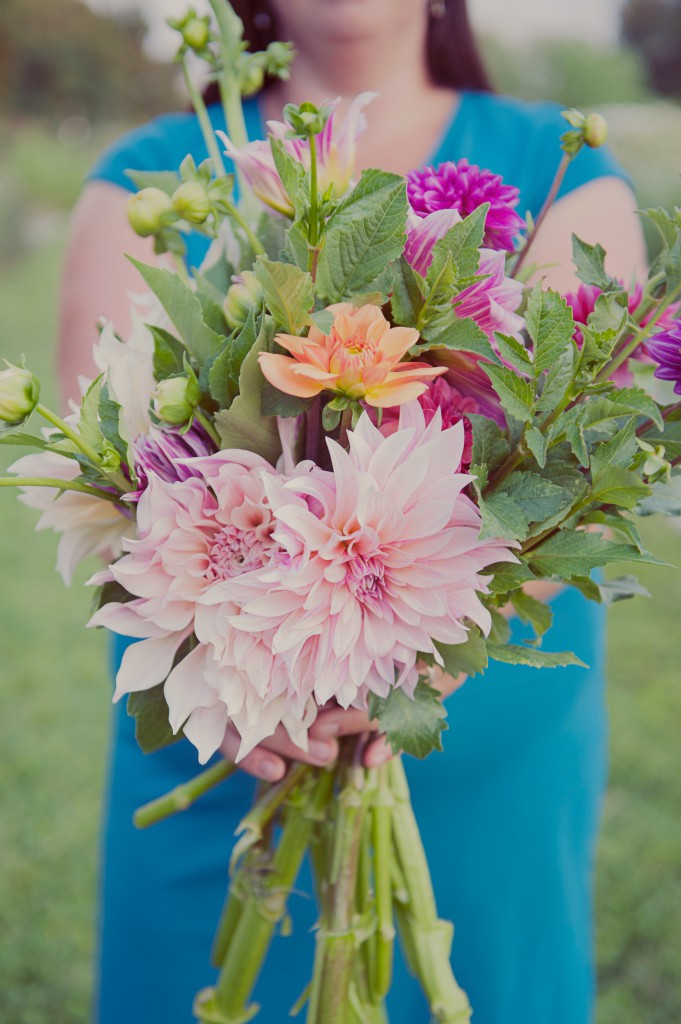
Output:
[1, 107, 680, 1022]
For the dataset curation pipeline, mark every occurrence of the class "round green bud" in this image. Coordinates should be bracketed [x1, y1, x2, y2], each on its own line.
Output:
[153, 377, 198, 426]
[172, 181, 211, 224]
[240, 63, 266, 98]
[182, 16, 210, 52]
[223, 271, 264, 331]
[127, 188, 173, 237]
[583, 113, 608, 149]
[0, 365, 40, 426]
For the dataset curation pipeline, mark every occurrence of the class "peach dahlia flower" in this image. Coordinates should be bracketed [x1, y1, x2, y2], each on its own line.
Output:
[259, 303, 445, 408]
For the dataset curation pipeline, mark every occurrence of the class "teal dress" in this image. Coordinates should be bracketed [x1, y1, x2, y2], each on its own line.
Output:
[90, 92, 628, 1024]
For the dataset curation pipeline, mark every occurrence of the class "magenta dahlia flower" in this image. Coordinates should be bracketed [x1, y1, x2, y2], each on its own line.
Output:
[407, 159, 525, 252]
[647, 320, 681, 395]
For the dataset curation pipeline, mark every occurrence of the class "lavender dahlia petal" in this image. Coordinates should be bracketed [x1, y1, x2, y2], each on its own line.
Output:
[128, 422, 217, 500]
[407, 159, 525, 252]
[647, 320, 681, 395]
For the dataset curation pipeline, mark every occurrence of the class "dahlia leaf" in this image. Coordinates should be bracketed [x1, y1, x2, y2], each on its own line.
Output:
[208, 308, 259, 410]
[510, 590, 553, 641]
[525, 426, 549, 468]
[368, 678, 448, 760]
[590, 420, 638, 477]
[596, 575, 651, 604]
[571, 235, 612, 289]
[78, 375, 105, 456]
[254, 257, 314, 335]
[0, 431, 52, 449]
[469, 414, 509, 474]
[128, 258, 225, 365]
[526, 529, 665, 580]
[308, 309, 334, 334]
[149, 326, 187, 381]
[316, 169, 408, 303]
[526, 285, 575, 377]
[126, 169, 181, 195]
[487, 644, 587, 669]
[536, 344, 577, 413]
[214, 319, 282, 465]
[414, 317, 496, 360]
[98, 384, 127, 462]
[434, 627, 489, 678]
[642, 207, 678, 250]
[494, 332, 533, 372]
[580, 509, 644, 551]
[636, 474, 681, 517]
[128, 684, 182, 755]
[269, 136, 306, 213]
[261, 381, 314, 418]
[391, 256, 425, 328]
[428, 203, 488, 285]
[589, 467, 651, 509]
[477, 491, 530, 542]
[485, 559, 537, 596]
[502, 472, 574, 526]
[482, 364, 535, 424]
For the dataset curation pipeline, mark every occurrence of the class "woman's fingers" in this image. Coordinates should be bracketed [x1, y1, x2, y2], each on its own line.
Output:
[309, 706, 380, 739]
[363, 733, 394, 768]
[219, 723, 339, 783]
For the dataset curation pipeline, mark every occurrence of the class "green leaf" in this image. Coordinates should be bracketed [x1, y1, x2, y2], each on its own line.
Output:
[482, 364, 535, 424]
[316, 169, 408, 303]
[254, 257, 314, 335]
[536, 344, 576, 414]
[636, 474, 681, 517]
[269, 136, 306, 211]
[527, 529, 664, 580]
[477, 491, 530, 542]
[78, 375, 104, 455]
[127, 684, 182, 754]
[126, 169, 181, 195]
[214, 318, 282, 465]
[149, 326, 187, 380]
[487, 643, 587, 669]
[428, 204, 488, 285]
[208, 308, 260, 410]
[589, 466, 651, 509]
[0, 431, 52, 449]
[415, 317, 498, 360]
[469, 414, 509, 476]
[486, 559, 537, 596]
[129, 258, 225, 365]
[502, 472, 574, 526]
[510, 589, 553, 640]
[308, 309, 334, 334]
[434, 626, 489, 678]
[391, 256, 425, 328]
[368, 678, 448, 759]
[597, 575, 651, 604]
[571, 234, 612, 289]
[590, 420, 638, 477]
[642, 207, 678, 249]
[526, 285, 575, 377]
[494, 332, 533, 372]
[261, 381, 314, 417]
[525, 426, 549, 468]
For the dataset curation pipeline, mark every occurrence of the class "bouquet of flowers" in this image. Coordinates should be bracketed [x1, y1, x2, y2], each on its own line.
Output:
[2, 4, 681, 1021]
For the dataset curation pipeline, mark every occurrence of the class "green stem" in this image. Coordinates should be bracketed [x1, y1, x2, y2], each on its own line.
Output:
[201, 768, 331, 1024]
[307, 756, 370, 1024]
[221, 199, 265, 255]
[511, 152, 572, 280]
[230, 761, 310, 870]
[309, 133, 319, 244]
[173, 251, 191, 283]
[182, 55, 227, 177]
[389, 758, 471, 1024]
[371, 764, 395, 1001]
[0, 476, 124, 503]
[35, 403, 129, 491]
[194, 408, 222, 448]
[133, 758, 236, 829]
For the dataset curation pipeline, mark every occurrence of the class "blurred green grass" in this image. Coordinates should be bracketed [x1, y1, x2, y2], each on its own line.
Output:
[0, 102, 680, 1021]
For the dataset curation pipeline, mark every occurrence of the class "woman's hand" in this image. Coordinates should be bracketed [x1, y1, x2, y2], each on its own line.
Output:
[220, 666, 466, 782]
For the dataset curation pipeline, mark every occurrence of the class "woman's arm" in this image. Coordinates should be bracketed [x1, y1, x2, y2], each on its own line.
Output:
[57, 181, 158, 408]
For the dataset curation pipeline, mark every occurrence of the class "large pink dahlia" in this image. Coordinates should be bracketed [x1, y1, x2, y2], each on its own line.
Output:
[407, 160, 525, 252]
[212, 404, 516, 713]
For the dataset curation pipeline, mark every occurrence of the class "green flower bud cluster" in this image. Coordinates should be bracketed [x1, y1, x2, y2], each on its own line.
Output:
[561, 109, 609, 157]
[223, 272, 264, 331]
[127, 188, 174, 238]
[638, 438, 671, 485]
[0, 363, 40, 428]
[238, 40, 295, 98]
[168, 9, 212, 55]
[284, 101, 333, 140]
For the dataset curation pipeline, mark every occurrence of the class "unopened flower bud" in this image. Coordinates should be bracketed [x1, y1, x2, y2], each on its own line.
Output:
[154, 376, 198, 426]
[223, 271, 264, 331]
[239, 61, 266, 98]
[582, 113, 608, 149]
[127, 188, 173, 237]
[284, 101, 332, 140]
[172, 181, 211, 224]
[0, 365, 40, 426]
[168, 11, 211, 53]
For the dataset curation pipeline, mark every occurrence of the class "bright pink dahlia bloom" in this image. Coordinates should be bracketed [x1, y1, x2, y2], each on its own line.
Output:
[565, 282, 681, 385]
[377, 377, 479, 465]
[211, 404, 516, 714]
[407, 159, 525, 252]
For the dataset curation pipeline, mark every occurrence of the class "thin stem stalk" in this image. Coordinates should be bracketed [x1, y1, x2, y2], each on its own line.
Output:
[35, 403, 129, 490]
[181, 56, 227, 177]
[511, 152, 571, 280]
[133, 758, 236, 829]
[194, 408, 222, 448]
[0, 476, 123, 503]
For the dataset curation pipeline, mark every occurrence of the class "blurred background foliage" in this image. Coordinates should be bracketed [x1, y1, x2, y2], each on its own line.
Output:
[0, 2, 680, 1022]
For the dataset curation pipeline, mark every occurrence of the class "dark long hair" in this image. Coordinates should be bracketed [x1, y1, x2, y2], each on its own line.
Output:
[202, 0, 492, 105]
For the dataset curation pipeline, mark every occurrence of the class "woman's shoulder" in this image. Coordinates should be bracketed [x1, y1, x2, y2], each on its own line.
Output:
[455, 91, 630, 216]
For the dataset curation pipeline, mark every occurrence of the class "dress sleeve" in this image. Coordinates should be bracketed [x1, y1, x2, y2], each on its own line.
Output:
[525, 102, 633, 213]
[87, 113, 194, 193]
